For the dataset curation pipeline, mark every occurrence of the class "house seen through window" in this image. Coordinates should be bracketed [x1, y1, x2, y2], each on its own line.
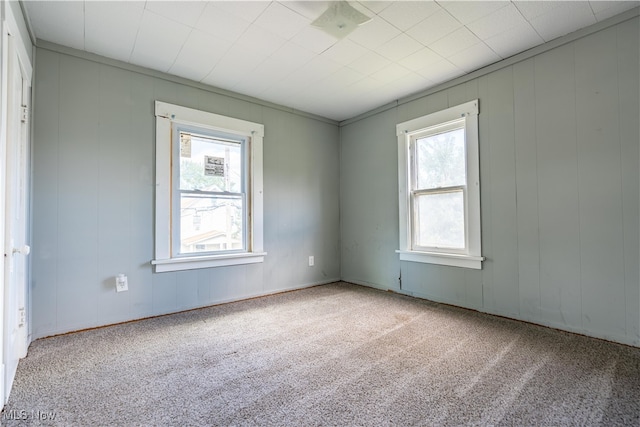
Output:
[175, 127, 246, 256]
[153, 101, 265, 272]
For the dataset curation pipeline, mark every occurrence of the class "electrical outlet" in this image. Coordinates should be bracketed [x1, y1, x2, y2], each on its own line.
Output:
[308, 256, 314, 267]
[116, 274, 129, 292]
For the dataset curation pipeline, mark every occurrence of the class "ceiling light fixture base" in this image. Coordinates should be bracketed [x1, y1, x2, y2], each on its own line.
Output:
[311, 1, 372, 39]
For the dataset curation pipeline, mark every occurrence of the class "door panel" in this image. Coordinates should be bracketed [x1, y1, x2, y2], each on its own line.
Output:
[3, 31, 30, 403]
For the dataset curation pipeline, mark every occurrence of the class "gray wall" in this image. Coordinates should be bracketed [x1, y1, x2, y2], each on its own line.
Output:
[31, 48, 340, 339]
[340, 17, 639, 346]
[31, 15, 640, 347]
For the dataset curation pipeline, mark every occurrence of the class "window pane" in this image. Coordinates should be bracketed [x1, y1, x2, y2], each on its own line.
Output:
[180, 194, 244, 254]
[179, 131, 242, 192]
[415, 191, 465, 249]
[416, 128, 466, 189]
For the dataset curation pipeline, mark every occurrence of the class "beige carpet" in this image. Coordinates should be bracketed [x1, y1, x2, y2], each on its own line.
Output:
[3, 282, 639, 426]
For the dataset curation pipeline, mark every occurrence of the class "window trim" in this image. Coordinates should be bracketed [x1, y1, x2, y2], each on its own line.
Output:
[396, 99, 484, 269]
[152, 101, 265, 272]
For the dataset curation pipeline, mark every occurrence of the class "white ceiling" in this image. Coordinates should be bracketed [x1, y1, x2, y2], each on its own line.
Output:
[23, 0, 639, 121]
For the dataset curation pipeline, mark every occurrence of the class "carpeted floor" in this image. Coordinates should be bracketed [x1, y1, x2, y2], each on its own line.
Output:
[2, 282, 639, 426]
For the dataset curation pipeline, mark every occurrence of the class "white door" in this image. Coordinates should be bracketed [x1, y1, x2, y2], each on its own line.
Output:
[2, 30, 30, 403]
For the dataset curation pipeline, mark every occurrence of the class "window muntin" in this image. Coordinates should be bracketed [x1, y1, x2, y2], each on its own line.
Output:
[173, 126, 247, 256]
[396, 99, 483, 269]
[410, 119, 467, 252]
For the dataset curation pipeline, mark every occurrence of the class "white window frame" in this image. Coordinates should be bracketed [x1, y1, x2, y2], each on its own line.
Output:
[396, 99, 484, 269]
[152, 101, 265, 272]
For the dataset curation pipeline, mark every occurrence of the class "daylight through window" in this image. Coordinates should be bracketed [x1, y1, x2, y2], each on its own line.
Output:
[153, 101, 265, 272]
[412, 119, 466, 250]
[397, 100, 483, 269]
[175, 127, 246, 256]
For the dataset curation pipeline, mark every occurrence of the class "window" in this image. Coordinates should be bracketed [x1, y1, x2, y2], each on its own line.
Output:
[174, 126, 246, 255]
[152, 101, 265, 272]
[396, 100, 483, 269]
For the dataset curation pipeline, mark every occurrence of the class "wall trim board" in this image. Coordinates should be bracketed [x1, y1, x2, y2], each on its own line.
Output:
[340, 7, 640, 127]
[34, 40, 339, 127]
[343, 278, 402, 294]
[34, 278, 342, 340]
[17, 1, 36, 46]
[410, 290, 640, 348]
[29, 7, 638, 129]
[343, 280, 640, 348]
[344, 277, 481, 312]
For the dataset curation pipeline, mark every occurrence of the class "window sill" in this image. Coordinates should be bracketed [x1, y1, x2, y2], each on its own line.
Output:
[396, 250, 484, 270]
[152, 252, 267, 273]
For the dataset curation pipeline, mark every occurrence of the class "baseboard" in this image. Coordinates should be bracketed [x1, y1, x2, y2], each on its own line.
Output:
[501, 315, 640, 348]
[341, 278, 395, 292]
[343, 279, 640, 349]
[185, 278, 342, 309]
[33, 277, 639, 348]
[33, 278, 342, 341]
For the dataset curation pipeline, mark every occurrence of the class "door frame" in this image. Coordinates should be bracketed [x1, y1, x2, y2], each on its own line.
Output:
[0, 3, 33, 405]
